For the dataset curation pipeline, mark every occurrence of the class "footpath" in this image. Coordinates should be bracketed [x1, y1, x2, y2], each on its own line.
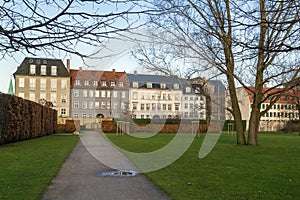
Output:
[41, 131, 170, 200]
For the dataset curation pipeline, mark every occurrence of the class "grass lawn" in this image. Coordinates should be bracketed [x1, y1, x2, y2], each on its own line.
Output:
[106, 133, 300, 200]
[0, 134, 79, 200]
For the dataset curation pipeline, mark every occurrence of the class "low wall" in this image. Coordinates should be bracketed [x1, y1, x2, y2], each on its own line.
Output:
[101, 120, 208, 133]
[0, 94, 57, 145]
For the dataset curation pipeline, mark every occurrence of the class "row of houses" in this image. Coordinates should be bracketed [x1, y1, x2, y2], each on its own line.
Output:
[13, 57, 298, 131]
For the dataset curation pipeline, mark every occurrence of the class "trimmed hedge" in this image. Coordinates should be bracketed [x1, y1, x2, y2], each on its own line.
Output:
[0, 94, 57, 145]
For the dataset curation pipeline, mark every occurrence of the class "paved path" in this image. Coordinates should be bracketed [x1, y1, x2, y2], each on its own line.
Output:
[41, 131, 171, 200]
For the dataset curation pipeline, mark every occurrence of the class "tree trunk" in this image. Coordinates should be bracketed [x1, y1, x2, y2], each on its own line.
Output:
[227, 74, 246, 145]
[248, 104, 260, 145]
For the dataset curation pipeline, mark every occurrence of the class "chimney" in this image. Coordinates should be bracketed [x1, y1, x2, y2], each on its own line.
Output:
[112, 69, 116, 72]
[66, 59, 70, 72]
[134, 70, 137, 75]
[79, 66, 82, 71]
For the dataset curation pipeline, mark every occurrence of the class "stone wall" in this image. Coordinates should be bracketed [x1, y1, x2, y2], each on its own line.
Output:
[0, 94, 57, 145]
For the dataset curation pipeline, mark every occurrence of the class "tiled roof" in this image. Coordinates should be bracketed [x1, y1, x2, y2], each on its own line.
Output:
[70, 69, 128, 89]
[244, 86, 300, 103]
[13, 57, 70, 77]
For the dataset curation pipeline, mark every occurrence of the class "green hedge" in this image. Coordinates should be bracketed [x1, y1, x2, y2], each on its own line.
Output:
[222, 120, 247, 132]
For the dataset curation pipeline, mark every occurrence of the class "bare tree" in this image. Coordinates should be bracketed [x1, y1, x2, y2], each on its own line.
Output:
[0, 0, 151, 59]
[134, 0, 300, 145]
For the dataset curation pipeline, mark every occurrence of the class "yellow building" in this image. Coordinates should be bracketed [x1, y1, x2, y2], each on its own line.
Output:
[14, 57, 71, 118]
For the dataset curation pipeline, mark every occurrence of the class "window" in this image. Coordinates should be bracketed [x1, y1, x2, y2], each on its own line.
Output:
[146, 103, 150, 110]
[29, 93, 35, 101]
[101, 102, 106, 109]
[29, 59, 33, 63]
[75, 80, 81, 86]
[83, 90, 88, 97]
[40, 79, 46, 91]
[36, 59, 40, 64]
[89, 90, 94, 97]
[186, 87, 191, 93]
[30, 65, 36, 75]
[61, 79, 67, 89]
[61, 94, 67, 103]
[152, 103, 156, 111]
[161, 83, 166, 89]
[29, 78, 36, 90]
[95, 102, 100, 109]
[174, 84, 179, 89]
[95, 90, 100, 97]
[132, 103, 137, 110]
[50, 79, 57, 91]
[74, 90, 79, 97]
[19, 78, 24, 88]
[51, 66, 57, 75]
[40, 93, 46, 100]
[107, 91, 111, 98]
[113, 91, 118, 98]
[43, 60, 47, 64]
[157, 103, 161, 110]
[83, 114, 87, 118]
[175, 94, 180, 101]
[74, 101, 79, 109]
[118, 81, 124, 87]
[82, 101, 88, 109]
[84, 80, 89, 86]
[18, 93, 24, 99]
[74, 114, 79, 118]
[122, 91, 126, 98]
[89, 114, 93, 118]
[185, 103, 188, 109]
[93, 80, 98, 86]
[140, 104, 145, 110]
[175, 104, 180, 111]
[168, 104, 172, 110]
[101, 81, 107, 86]
[147, 82, 152, 88]
[133, 82, 138, 88]
[101, 91, 106, 98]
[163, 104, 167, 110]
[41, 65, 47, 75]
[51, 93, 57, 104]
[60, 108, 66, 115]
[107, 102, 111, 110]
[110, 81, 115, 87]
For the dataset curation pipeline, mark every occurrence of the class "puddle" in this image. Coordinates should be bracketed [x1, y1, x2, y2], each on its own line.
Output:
[97, 170, 139, 177]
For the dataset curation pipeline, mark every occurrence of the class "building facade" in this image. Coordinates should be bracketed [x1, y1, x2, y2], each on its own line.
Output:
[127, 73, 206, 119]
[226, 87, 300, 131]
[14, 57, 71, 118]
[70, 69, 129, 125]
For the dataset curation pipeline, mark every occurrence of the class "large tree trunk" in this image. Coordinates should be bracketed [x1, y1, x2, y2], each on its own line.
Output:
[227, 74, 246, 145]
[248, 103, 261, 145]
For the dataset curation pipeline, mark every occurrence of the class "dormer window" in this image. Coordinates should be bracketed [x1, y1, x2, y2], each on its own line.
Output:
[36, 59, 41, 64]
[101, 80, 107, 87]
[132, 82, 138, 88]
[41, 65, 47, 75]
[186, 87, 191, 93]
[118, 81, 124, 87]
[51, 66, 57, 76]
[84, 80, 89, 86]
[147, 82, 152, 88]
[110, 81, 115, 87]
[30, 65, 36, 75]
[160, 83, 166, 89]
[174, 84, 179, 89]
[43, 60, 47, 64]
[75, 80, 81, 86]
[29, 59, 33, 63]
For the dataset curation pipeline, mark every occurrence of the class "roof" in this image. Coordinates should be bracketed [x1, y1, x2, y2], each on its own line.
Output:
[13, 57, 70, 77]
[70, 69, 128, 89]
[207, 80, 226, 94]
[127, 73, 182, 90]
[244, 86, 300, 103]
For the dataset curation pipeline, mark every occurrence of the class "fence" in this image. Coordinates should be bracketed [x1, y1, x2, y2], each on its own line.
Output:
[0, 94, 57, 145]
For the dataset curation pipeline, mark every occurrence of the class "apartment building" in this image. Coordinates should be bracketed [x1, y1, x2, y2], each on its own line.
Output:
[13, 57, 71, 118]
[127, 73, 206, 119]
[226, 87, 300, 131]
[70, 69, 129, 124]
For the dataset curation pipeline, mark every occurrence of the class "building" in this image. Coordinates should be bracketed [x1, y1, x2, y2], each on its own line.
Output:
[14, 57, 71, 118]
[70, 68, 129, 126]
[226, 86, 300, 131]
[127, 72, 206, 119]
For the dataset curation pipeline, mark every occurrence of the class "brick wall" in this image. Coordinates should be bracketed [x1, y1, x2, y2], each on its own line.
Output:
[0, 94, 57, 145]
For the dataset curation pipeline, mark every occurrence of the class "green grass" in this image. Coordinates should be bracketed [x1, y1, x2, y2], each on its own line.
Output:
[106, 133, 300, 200]
[0, 134, 79, 200]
